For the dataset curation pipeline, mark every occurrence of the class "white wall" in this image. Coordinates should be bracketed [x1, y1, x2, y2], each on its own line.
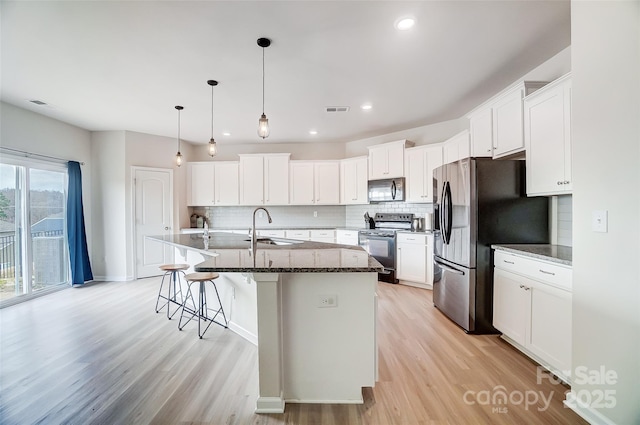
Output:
[90, 131, 127, 280]
[571, 2, 640, 424]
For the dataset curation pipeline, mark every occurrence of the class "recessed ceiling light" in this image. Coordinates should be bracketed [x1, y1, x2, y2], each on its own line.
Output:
[361, 104, 373, 110]
[395, 17, 415, 31]
[223, 132, 231, 136]
[309, 130, 318, 135]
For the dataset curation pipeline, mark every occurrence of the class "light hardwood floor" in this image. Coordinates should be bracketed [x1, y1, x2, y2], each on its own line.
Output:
[0, 277, 586, 425]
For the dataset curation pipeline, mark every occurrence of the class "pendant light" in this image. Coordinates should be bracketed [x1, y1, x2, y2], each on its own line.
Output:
[175, 105, 184, 167]
[207, 80, 218, 157]
[257, 37, 271, 139]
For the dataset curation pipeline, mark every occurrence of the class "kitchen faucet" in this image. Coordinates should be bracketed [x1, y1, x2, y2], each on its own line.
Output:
[250, 207, 272, 255]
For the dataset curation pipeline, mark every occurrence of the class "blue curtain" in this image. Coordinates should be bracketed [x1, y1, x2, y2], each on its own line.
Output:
[67, 161, 93, 285]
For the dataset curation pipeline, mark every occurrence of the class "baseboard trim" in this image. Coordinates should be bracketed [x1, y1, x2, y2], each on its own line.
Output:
[255, 394, 285, 414]
[92, 275, 132, 282]
[228, 321, 258, 346]
[564, 391, 617, 425]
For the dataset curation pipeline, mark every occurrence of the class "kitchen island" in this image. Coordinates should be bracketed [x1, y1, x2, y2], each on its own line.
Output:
[147, 232, 383, 413]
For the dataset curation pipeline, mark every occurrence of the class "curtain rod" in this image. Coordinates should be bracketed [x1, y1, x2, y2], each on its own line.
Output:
[0, 146, 85, 165]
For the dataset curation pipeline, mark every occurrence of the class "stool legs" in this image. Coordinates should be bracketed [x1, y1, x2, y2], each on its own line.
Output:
[178, 279, 228, 338]
[155, 270, 186, 319]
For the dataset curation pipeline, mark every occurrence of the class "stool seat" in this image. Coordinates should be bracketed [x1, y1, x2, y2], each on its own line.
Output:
[160, 264, 190, 272]
[155, 264, 190, 319]
[179, 272, 227, 338]
[184, 272, 219, 282]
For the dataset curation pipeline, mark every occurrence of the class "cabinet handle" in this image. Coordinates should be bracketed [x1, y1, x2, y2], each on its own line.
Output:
[539, 269, 555, 276]
[564, 180, 570, 184]
[524, 287, 530, 291]
[503, 260, 515, 264]
[519, 284, 525, 289]
[557, 181, 562, 185]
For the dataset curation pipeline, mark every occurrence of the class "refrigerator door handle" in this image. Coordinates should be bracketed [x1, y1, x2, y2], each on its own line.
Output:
[435, 258, 465, 275]
[442, 181, 453, 244]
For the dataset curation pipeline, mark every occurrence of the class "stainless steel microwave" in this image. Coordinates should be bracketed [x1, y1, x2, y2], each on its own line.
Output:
[367, 178, 405, 202]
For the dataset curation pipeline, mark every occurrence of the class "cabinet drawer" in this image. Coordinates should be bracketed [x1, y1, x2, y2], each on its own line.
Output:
[494, 250, 571, 291]
[397, 232, 427, 245]
[310, 229, 336, 239]
[285, 230, 311, 240]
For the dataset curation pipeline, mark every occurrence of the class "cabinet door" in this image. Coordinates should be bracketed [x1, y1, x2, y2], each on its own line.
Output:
[289, 162, 315, 205]
[336, 230, 359, 246]
[386, 143, 405, 178]
[214, 162, 239, 205]
[470, 107, 494, 157]
[528, 283, 572, 373]
[397, 238, 426, 283]
[264, 155, 290, 205]
[425, 145, 443, 203]
[405, 148, 427, 202]
[340, 157, 367, 204]
[525, 77, 572, 196]
[493, 268, 529, 346]
[492, 87, 525, 157]
[239, 156, 264, 205]
[368, 146, 388, 180]
[314, 162, 340, 204]
[188, 163, 215, 206]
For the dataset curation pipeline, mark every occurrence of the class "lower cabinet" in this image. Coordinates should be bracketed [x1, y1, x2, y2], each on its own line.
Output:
[493, 250, 572, 382]
[396, 232, 434, 288]
[336, 229, 359, 246]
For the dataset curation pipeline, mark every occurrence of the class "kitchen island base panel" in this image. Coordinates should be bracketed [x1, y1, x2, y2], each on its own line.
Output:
[250, 271, 378, 413]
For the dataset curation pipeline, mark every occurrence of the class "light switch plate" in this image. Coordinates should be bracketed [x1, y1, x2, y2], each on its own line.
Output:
[592, 210, 608, 233]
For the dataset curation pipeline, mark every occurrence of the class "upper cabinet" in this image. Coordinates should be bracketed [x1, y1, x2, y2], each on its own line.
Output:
[340, 156, 368, 205]
[405, 144, 443, 203]
[524, 73, 572, 196]
[492, 82, 548, 158]
[239, 153, 290, 206]
[367, 140, 413, 180]
[187, 161, 239, 206]
[443, 130, 470, 165]
[466, 81, 547, 159]
[290, 160, 340, 205]
[469, 107, 493, 157]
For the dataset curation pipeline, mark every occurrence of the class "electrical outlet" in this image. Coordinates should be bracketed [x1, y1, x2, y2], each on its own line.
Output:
[317, 294, 337, 308]
[313, 211, 318, 218]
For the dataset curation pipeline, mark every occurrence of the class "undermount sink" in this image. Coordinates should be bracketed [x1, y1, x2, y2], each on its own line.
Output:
[244, 237, 303, 246]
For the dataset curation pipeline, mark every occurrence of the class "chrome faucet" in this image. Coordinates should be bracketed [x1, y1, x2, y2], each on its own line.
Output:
[250, 207, 272, 255]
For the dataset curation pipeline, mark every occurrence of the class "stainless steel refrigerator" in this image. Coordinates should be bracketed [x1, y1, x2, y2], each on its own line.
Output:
[433, 158, 548, 334]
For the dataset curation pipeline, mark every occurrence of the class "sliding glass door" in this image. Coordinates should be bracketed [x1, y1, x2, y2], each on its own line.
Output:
[0, 158, 68, 304]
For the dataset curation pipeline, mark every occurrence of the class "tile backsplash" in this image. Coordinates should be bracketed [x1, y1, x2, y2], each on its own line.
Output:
[556, 195, 572, 247]
[190, 202, 435, 230]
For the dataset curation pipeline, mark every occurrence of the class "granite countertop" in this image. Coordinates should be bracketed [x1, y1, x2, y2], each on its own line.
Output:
[148, 232, 384, 273]
[492, 244, 572, 266]
[181, 226, 365, 232]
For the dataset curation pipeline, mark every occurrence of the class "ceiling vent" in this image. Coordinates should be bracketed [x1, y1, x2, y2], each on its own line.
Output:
[29, 99, 47, 106]
[325, 106, 350, 113]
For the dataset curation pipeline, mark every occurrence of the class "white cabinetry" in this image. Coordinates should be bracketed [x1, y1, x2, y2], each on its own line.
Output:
[289, 161, 340, 205]
[239, 154, 290, 206]
[285, 229, 310, 241]
[493, 250, 572, 382]
[187, 161, 239, 206]
[340, 156, 368, 204]
[405, 144, 443, 203]
[524, 73, 572, 196]
[468, 107, 494, 157]
[309, 229, 336, 243]
[396, 232, 434, 287]
[443, 131, 470, 165]
[491, 82, 548, 158]
[367, 140, 413, 180]
[336, 229, 360, 246]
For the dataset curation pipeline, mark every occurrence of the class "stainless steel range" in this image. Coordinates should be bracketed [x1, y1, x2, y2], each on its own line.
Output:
[358, 213, 414, 283]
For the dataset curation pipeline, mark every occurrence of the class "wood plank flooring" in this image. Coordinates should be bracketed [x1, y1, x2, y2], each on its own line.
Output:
[0, 277, 587, 424]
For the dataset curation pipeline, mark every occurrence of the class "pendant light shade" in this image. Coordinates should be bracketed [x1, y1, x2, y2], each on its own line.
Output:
[257, 37, 271, 139]
[175, 105, 184, 167]
[207, 80, 218, 157]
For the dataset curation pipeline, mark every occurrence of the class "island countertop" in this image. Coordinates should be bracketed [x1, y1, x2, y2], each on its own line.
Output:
[147, 232, 384, 273]
[492, 244, 572, 266]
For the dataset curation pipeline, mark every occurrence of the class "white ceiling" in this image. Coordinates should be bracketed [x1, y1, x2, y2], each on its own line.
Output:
[1, 1, 571, 146]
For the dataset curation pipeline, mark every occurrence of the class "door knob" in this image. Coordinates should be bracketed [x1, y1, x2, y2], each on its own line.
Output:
[164, 227, 169, 230]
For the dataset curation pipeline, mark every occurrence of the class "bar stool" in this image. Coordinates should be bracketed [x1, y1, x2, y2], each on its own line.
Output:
[178, 272, 228, 339]
[156, 264, 190, 319]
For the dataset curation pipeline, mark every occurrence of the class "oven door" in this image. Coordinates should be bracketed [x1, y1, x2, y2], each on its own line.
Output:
[358, 232, 395, 270]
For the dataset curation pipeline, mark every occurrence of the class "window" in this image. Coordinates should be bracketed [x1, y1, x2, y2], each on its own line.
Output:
[0, 158, 68, 305]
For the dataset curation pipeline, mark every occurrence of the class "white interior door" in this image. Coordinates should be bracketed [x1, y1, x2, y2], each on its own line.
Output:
[134, 168, 173, 278]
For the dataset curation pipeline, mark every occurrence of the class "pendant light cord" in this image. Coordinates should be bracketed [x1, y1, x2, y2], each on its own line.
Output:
[177, 108, 181, 152]
[262, 46, 265, 115]
[211, 83, 215, 138]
